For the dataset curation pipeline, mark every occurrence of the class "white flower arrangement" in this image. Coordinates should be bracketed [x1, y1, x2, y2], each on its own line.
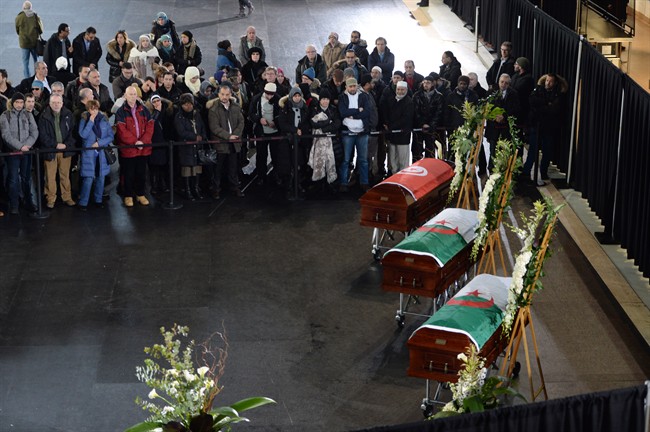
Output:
[128, 324, 275, 432]
[472, 172, 501, 258]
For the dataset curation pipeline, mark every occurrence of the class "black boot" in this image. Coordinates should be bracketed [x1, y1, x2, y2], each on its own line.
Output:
[193, 175, 204, 200]
[183, 177, 195, 200]
[151, 171, 160, 194]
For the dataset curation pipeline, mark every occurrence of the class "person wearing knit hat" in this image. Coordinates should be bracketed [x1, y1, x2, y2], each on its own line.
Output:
[239, 26, 265, 66]
[511, 56, 535, 127]
[0, 90, 38, 214]
[301, 67, 316, 83]
[128, 33, 160, 79]
[447, 72, 478, 134]
[249, 77, 280, 186]
[152, 11, 180, 48]
[345, 77, 357, 87]
[279, 83, 309, 193]
[176, 31, 202, 75]
[264, 82, 277, 93]
[176, 91, 208, 200]
[318, 88, 332, 101]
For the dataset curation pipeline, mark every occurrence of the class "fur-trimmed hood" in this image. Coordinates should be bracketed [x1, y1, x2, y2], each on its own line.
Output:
[205, 96, 238, 110]
[106, 38, 136, 60]
[537, 74, 569, 93]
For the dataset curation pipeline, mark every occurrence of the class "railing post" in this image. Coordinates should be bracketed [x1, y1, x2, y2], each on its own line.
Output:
[475, 6, 480, 53]
[30, 148, 49, 219]
[162, 140, 182, 210]
[287, 133, 303, 201]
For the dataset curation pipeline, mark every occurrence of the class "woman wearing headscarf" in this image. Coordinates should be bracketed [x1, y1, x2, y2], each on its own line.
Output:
[174, 93, 208, 200]
[106, 30, 136, 83]
[128, 34, 160, 80]
[175, 31, 202, 76]
[276, 68, 292, 96]
[177, 66, 202, 99]
[77, 99, 114, 210]
[151, 11, 180, 48]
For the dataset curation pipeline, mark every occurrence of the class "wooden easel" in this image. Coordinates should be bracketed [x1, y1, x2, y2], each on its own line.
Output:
[477, 149, 519, 276]
[499, 212, 559, 402]
[455, 123, 484, 210]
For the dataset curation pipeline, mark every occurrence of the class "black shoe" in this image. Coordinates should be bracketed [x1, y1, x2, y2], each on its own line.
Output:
[78, 205, 88, 212]
[10, 207, 19, 215]
[93, 202, 105, 209]
[232, 188, 245, 198]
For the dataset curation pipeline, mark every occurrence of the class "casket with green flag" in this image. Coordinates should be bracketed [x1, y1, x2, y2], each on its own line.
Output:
[382, 208, 479, 297]
[360, 159, 454, 232]
[407, 274, 512, 382]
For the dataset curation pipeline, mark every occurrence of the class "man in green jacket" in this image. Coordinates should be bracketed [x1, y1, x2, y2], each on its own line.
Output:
[15, 1, 42, 79]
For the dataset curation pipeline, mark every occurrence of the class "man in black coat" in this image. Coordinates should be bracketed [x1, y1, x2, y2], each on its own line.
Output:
[37, 93, 76, 208]
[446, 75, 479, 134]
[295, 44, 327, 84]
[345, 31, 369, 68]
[382, 81, 414, 173]
[43, 23, 72, 73]
[368, 37, 395, 85]
[486, 41, 516, 91]
[483, 73, 520, 173]
[412, 75, 443, 161]
[510, 57, 535, 129]
[72, 27, 102, 74]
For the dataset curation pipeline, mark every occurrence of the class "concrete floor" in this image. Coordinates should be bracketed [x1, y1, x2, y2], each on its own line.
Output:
[0, 1, 648, 431]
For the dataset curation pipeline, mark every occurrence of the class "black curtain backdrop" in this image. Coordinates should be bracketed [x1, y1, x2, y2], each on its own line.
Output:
[615, 79, 650, 277]
[573, 41, 624, 231]
[443, 0, 478, 27]
[354, 384, 648, 432]
[532, 10, 580, 174]
[529, 0, 578, 30]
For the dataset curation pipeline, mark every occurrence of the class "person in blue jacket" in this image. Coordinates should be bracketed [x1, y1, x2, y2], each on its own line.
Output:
[77, 98, 114, 209]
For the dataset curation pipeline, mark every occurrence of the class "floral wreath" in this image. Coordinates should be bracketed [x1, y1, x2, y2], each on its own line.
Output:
[502, 198, 562, 336]
[471, 117, 522, 259]
[448, 98, 504, 201]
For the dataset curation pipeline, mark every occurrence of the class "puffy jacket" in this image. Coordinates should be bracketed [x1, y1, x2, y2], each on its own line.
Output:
[0, 109, 38, 151]
[78, 111, 114, 178]
[114, 101, 154, 158]
[37, 106, 76, 160]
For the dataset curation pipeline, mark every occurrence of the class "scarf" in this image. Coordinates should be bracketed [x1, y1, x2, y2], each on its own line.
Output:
[184, 67, 201, 95]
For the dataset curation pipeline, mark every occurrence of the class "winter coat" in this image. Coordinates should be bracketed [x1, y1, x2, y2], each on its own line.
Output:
[383, 95, 415, 145]
[239, 36, 265, 65]
[155, 40, 177, 67]
[510, 71, 535, 125]
[278, 96, 310, 136]
[295, 54, 327, 84]
[52, 68, 76, 87]
[486, 56, 516, 89]
[151, 19, 180, 48]
[78, 111, 113, 178]
[413, 88, 444, 131]
[43, 33, 72, 73]
[72, 32, 103, 72]
[405, 72, 425, 92]
[439, 59, 462, 89]
[37, 106, 76, 160]
[486, 87, 521, 142]
[114, 101, 154, 158]
[112, 74, 142, 100]
[241, 60, 268, 88]
[345, 40, 369, 68]
[81, 83, 114, 115]
[175, 40, 202, 75]
[322, 42, 346, 72]
[207, 98, 245, 153]
[128, 45, 160, 80]
[368, 47, 395, 85]
[216, 48, 241, 71]
[106, 38, 137, 81]
[146, 98, 175, 165]
[248, 92, 280, 137]
[529, 75, 567, 130]
[0, 109, 38, 151]
[174, 108, 207, 166]
[445, 89, 479, 131]
[15, 10, 41, 49]
[309, 104, 341, 135]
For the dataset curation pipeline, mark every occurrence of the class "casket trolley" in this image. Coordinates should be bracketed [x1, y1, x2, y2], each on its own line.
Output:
[381, 208, 478, 327]
[359, 159, 454, 260]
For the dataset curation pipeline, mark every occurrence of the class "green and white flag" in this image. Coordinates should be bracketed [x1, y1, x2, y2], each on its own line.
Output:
[386, 208, 478, 267]
[410, 274, 511, 350]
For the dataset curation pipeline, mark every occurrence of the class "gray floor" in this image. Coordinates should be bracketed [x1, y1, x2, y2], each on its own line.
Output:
[1, 1, 649, 432]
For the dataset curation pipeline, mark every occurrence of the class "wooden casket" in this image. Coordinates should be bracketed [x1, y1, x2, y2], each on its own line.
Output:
[382, 208, 478, 298]
[359, 159, 454, 232]
[407, 274, 511, 382]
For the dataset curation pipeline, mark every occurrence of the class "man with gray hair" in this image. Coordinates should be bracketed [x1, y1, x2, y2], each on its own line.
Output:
[382, 81, 414, 173]
[323, 32, 346, 73]
[15, 1, 42, 78]
[37, 93, 76, 208]
[295, 44, 327, 84]
[239, 26, 265, 65]
[483, 73, 520, 173]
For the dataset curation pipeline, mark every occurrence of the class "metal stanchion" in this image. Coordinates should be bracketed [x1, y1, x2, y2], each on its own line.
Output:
[287, 134, 303, 201]
[30, 149, 50, 219]
[162, 140, 182, 210]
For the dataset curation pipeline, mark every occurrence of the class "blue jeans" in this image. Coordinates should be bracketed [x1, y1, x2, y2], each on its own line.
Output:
[78, 175, 105, 206]
[339, 133, 369, 185]
[21, 48, 38, 78]
[5, 153, 33, 209]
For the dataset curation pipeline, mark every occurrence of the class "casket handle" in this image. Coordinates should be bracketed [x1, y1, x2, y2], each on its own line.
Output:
[399, 276, 404, 287]
[412, 278, 417, 288]
[444, 363, 448, 374]
[375, 212, 379, 222]
[428, 361, 433, 371]
[387, 214, 391, 224]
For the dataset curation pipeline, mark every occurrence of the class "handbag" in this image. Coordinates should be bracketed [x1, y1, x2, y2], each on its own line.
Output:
[36, 36, 46, 57]
[103, 146, 117, 165]
[197, 144, 217, 165]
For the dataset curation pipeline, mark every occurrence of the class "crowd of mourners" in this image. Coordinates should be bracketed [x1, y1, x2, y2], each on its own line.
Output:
[0, 1, 568, 217]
